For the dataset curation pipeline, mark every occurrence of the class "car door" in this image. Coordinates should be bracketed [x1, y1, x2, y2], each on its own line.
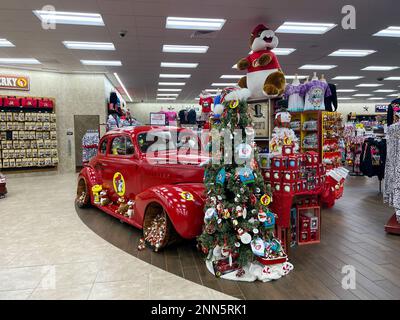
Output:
[101, 134, 140, 203]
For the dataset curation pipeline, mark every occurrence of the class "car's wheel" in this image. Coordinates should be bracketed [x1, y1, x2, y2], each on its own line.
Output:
[143, 203, 179, 251]
[76, 178, 90, 208]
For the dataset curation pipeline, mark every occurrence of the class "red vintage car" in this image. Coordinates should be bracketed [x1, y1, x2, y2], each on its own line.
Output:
[76, 126, 209, 249]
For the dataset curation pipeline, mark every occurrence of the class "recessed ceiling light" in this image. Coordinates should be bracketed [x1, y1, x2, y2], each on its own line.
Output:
[0, 58, 41, 64]
[338, 97, 354, 100]
[374, 89, 397, 93]
[332, 76, 364, 80]
[276, 22, 336, 34]
[368, 97, 386, 100]
[157, 93, 179, 97]
[272, 48, 296, 55]
[81, 60, 122, 66]
[388, 94, 399, 97]
[353, 94, 373, 97]
[160, 62, 198, 68]
[157, 88, 182, 92]
[285, 75, 308, 80]
[0, 39, 15, 47]
[211, 82, 238, 86]
[166, 17, 226, 31]
[384, 77, 400, 80]
[374, 26, 400, 37]
[113, 73, 132, 102]
[162, 45, 208, 53]
[158, 82, 186, 86]
[62, 41, 115, 50]
[205, 89, 221, 93]
[362, 66, 399, 71]
[299, 64, 337, 70]
[337, 89, 358, 92]
[356, 83, 383, 87]
[329, 49, 376, 57]
[159, 74, 191, 79]
[157, 97, 176, 100]
[220, 75, 243, 79]
[33, 10, 104, 26]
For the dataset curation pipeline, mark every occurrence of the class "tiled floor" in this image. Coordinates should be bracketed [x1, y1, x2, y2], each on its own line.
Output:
[1, 172, 400, 300]
[0, 173, 234, 300]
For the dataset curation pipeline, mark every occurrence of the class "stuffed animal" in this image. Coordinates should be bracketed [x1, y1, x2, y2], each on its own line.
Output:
[116, 197, 129, 215]
[236, 24, 286, 99]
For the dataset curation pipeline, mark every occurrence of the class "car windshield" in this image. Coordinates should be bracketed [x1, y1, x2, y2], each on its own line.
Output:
[137, 129, 200, 153]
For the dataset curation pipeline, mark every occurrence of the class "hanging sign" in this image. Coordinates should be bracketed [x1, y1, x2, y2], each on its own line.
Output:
[375, 105, 388, 113]
[0, 75, 30, 91]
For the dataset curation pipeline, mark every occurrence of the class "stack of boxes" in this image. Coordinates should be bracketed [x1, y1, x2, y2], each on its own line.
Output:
[264, 148, 326, 196]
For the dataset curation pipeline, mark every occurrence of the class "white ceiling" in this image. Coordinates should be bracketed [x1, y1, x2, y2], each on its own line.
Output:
[0, 0, 399, 103]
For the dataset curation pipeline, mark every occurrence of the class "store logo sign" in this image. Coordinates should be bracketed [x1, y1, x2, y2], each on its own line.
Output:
[113, 172, 126, 196]
[0, 75, 30, 91]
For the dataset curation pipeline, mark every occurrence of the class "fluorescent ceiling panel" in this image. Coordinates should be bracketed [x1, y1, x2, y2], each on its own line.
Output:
[332, 76, 364, 80]
[81, 60, 121, 66]
[276, 22, 336, 34]
[356, 83, 383, 87]
[157, 88, 182, 92]
[374, 26, 400, 37]
[158, 82, 186, 86]
[160, 62, 198, 68]
[157, 93, 179, 97]
[211, 82, 238, 86]
[368, 97, 386, 100]
[166, 17, 226, 31]
[205, 89, 221, 93]
[114, 73, 132, 102]
[337, 89, 358, 92]
[159, 74, 191, 79]
[0, 39, 15, 47]
[384, 77, 400, 80]
[220, 75, 243, 79]
[162, 45, 208, 53]
[374, 89, 397, 93]
[285, 75, 308, 80]
[299, 64, 337, 70]
[0, 58, 40, 64]
[353, 94, 373, 97]
[271, 48, 296, 55]
[63, 41, 115, 50]
[329, 49, 376, 57]
[33, 10, 104, 26]
[362, 66, 398, 71]
[388, 94, 400, 97]
[157, 97, 176, 100]
[338, 97, 354, 100]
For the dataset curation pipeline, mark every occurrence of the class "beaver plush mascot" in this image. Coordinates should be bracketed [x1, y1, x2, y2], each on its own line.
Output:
[236, 24, 286, 99]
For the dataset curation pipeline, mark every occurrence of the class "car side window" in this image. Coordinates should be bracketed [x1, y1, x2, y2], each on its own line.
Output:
[110, 136, 135, 156]
[99, 139, 107, 154]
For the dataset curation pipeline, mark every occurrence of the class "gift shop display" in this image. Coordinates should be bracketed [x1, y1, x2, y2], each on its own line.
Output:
[0, 173, 6, 198]
[384, 122, 400, 234]
[199, 91, 213, 122]
[386, 97, 400, 126]
[198, 87, 293, 282]
[0, 95, 58, 170]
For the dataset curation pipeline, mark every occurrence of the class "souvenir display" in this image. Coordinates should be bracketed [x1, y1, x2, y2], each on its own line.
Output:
[0, 96, 58, 170]
[0, 173, 6, 198]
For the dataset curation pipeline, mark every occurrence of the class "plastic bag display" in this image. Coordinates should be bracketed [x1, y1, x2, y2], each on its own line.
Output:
[82, 130, 100, 163]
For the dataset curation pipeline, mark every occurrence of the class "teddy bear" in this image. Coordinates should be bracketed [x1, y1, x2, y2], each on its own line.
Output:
[116, 197, 129, 215]
[236, 24, 286, 99]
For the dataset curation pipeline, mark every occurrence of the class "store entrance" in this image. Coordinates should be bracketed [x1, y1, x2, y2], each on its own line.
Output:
[74, 115, 100, 171]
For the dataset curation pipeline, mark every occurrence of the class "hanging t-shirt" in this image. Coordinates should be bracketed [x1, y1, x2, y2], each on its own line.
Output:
[303, 80, 332, 111]
[387, 98, 400, 126]
[199, 96, 213, 113]
[284, 84, 305, 112]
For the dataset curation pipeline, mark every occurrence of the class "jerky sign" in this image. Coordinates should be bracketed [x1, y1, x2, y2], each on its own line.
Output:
[0, 75, 30, 91]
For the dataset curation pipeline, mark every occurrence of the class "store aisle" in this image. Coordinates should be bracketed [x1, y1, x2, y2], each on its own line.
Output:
[0, 173, 234, 300]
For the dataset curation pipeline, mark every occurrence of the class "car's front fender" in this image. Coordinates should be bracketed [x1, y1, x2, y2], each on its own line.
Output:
[135, 183, 205, 239]
[77, 165, 102, 204]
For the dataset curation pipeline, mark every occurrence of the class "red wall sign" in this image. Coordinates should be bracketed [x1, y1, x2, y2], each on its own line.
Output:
[0, 75, 30, 91]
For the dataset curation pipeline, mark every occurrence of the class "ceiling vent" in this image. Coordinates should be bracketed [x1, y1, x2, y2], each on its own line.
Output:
[190, 30, 218, 39]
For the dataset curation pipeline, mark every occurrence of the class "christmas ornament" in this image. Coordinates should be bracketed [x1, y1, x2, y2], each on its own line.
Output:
[253, 228, 259, 234]
[251, 238, 265, 256]
[264, 211, 276, 228]
[260, 194, 271, 206]
[235, 242, 241, 248]
[237, 167, 255, 184]
[242, 207, 247, 219]
[229, 100, 239, 109]
[223, 209, 230, 219]
[258, 210, 267, 222]
[236, 143, 252, 160]
[213, 245, 222, 258]
[240, 232, 252, 244]
[206, 223, 216, 235]
[205, 207, 217, 221]
[221, 247, 230, 257]
[232, 219, 238, 226]
[216, 168, 226, 186]
[137, 238, 146, 251]
[143, 213, 167, 251]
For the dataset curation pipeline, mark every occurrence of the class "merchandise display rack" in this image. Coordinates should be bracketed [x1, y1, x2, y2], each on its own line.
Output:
[0, 96, 58, 172]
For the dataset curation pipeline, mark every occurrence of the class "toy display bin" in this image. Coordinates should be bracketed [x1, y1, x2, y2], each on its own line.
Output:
[297, 204, 321, 245]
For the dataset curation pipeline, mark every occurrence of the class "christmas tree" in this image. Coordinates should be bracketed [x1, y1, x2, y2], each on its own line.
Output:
[198, 89, 292, 281]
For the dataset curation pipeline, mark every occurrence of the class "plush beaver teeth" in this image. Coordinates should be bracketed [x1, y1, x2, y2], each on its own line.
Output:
[263, 37, 273, 43]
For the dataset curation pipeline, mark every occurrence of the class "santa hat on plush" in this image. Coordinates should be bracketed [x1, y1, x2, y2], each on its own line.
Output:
[251, 24, 269, 37]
